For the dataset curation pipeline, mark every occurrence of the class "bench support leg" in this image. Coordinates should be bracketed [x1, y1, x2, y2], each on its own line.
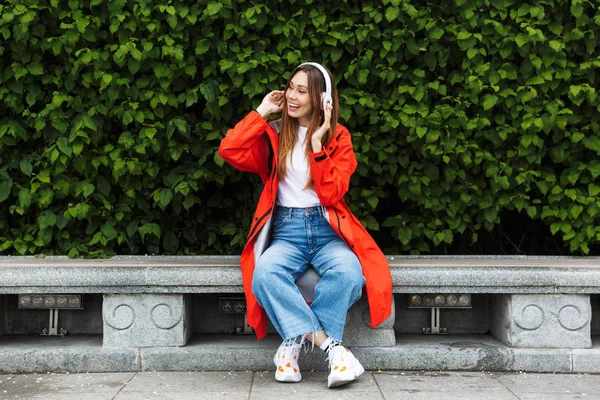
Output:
[103, 294, 192, 347]
[491, 294, 592, 349]
[0, 295, 3, 339]
[341, 296, 396, 347]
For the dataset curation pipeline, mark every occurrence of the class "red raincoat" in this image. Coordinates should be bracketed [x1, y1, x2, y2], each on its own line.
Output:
[218, 111, 392, 339]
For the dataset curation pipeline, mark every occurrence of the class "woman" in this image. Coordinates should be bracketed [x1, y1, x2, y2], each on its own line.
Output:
[218, 62, 392, 388]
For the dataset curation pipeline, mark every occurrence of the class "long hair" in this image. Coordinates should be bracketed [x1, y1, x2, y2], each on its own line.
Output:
[278, 64, 339, 189]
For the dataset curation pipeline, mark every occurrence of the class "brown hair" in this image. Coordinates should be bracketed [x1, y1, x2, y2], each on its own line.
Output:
[278, 64, 339, 189]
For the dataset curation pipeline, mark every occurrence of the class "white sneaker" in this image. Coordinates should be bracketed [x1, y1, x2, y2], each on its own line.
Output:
[327, 345, 365, 388]
[273, 337, 304, 383]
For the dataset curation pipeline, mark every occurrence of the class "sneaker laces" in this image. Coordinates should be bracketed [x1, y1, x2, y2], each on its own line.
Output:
[279, 336, 306, 360]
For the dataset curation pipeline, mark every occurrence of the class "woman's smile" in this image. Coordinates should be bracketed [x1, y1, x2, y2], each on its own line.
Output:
[286, 71, 313, 126]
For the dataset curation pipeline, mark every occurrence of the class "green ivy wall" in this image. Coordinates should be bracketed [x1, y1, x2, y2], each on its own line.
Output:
[0, 0, 599, 257]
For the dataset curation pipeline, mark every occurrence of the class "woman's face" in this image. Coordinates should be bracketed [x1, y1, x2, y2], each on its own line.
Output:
[285, 71, 314, 127]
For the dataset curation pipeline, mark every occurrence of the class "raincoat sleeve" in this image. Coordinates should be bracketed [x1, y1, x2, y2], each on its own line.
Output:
[218, 111, 271, 181]
[309, 126, 358, 206]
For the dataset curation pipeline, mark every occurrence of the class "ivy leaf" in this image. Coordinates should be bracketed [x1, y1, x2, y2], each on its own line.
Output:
[385, 7, 400, 22]
[18, 189, 31, 209]
[483, 95, 498, 110]
[515, 35, 528, 47]
[102, 223, 118, 240]
[0, 169, 13, 203]
[19, 158, 33, 176]
[159, 189, 173, 208]
[205, 2, 223, 16]
[56, 137, 72, 156]
[582, 136, 600, 152]
[126, 220, 139, 238]
[27, 62, 44, 76]
[416, 127, 428, 138]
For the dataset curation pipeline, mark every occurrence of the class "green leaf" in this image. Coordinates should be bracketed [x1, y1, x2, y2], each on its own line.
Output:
[205, 2, 223, 16]
[102, 223, 118, 240]
[0, 170, 13, 203]
[385, 7, 399, 22]
[582, 136, 600, 151]
[416, 127, 428, 138]
[515, 35, 528, 47]
[443, 229, 453, 244]
[56, 137, 72, 156]
[484, 209, 497, 223]
[159, 189, 173, 208]
[570, 205, 584, 219]
[19, 158, 33, 176]
[18, 189, 31, 209]
[483, 94, 498, 111]
[27, 62, 44, 75]
[429, 26, 444, 40]
[549, 40, 562, 52]
[126, 220, 139, 238]
[39, 211, 57, 229]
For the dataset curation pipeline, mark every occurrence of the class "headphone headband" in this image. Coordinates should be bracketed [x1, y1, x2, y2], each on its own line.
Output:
[299, 62, 333, 109]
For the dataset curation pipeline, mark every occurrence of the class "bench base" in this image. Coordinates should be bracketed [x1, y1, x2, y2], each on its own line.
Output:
[1, 334, 599, 374]
[491, 294, 592, 349]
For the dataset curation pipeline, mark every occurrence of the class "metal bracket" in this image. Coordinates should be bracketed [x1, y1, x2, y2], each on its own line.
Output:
[422, 307, 447, 334]
[235, 314, 254, 335]
[41, 308, 67, 337]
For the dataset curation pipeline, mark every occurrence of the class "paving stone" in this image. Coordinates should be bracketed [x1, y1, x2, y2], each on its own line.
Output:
[28, 394, 117, 400]
[0, 372, 134, 400]
[251, 371, 379, 393]
[116, 393, 250, 400]
[496, 373, 600, 395]
[376, 391, 519, 400]
[249, 392, 383, 400]
[120, 371, 253, 394]
[515, 394, 599, 400]
[374, 371, 514, 395]
[0, 375, 14, 386]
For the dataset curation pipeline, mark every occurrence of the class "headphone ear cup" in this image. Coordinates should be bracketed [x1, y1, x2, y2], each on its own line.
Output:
[321, 93, 332, 110]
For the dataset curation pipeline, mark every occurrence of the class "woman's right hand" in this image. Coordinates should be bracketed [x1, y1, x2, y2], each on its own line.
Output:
[256, 90, 285, 118]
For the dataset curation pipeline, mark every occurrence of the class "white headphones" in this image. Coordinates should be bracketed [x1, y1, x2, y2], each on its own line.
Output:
[299, 62, 333, 110]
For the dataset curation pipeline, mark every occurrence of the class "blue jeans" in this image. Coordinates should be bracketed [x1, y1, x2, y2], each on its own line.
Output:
[252, 206, 365, 342]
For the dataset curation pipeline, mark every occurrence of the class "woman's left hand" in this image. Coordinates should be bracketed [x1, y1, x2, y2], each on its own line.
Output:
[311, 104, 332, 153]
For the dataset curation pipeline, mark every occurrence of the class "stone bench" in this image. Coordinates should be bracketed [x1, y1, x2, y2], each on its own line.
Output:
[1, 255, 600, 373]
[0, 256, 394, 348]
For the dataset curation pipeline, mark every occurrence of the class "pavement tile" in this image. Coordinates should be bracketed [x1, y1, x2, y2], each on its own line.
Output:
[121, 371, 253, 393]
[516, 395, 600, 400]
[374, 371, 511, 393]
[496, 373, 600, 395]
[374, 391, 519, 400]
[27, 394, 116, 400]
[0, 372, 134, 400]
[250, 371, 381, 396]
[249, 393, 382, 400]
[0, 375, 14, 386]
[115, 392, 251, 400]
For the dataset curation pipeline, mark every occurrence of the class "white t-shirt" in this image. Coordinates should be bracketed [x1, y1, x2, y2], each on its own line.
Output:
[277, 126, 321, 207]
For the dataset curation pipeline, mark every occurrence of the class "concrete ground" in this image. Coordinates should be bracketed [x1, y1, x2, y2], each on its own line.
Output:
[1, 370, 599, 400]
